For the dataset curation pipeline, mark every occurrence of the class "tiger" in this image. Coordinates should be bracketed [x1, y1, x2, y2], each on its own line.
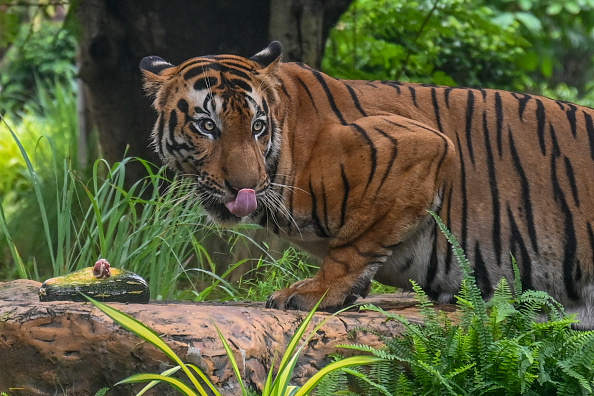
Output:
[140, 41, 594, 328]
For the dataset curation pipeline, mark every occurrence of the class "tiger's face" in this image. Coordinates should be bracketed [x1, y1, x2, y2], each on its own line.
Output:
[140, 45, 283, 224]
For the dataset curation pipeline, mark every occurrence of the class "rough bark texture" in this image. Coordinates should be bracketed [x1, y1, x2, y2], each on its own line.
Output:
[0, 279, 456, 395]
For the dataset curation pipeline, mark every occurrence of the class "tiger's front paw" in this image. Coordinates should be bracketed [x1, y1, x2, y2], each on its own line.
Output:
[265, 278, 365, 312]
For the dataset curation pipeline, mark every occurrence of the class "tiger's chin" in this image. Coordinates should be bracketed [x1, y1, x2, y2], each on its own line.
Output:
[200, 201, 253, 226]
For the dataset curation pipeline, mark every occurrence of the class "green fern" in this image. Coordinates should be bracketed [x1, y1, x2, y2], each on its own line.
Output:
[322, 212, 594, 395]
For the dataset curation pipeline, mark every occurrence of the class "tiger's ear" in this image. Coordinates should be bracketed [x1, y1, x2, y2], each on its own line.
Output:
[250, 41, 282, 71]
[139, 55, 176, 97]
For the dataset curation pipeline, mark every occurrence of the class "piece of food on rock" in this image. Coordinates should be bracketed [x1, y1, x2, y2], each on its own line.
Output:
[39, 260, 150, 303]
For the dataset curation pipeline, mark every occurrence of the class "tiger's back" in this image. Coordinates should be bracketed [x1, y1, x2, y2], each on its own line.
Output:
[140, 42, 594, 328]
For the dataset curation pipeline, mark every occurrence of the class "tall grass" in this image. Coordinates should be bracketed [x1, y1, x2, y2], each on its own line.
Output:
[0, 79, 78, 279]
[0, 79, 318, 301]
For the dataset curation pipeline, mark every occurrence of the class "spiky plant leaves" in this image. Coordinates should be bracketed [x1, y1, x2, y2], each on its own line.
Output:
[116, 373, 200, 396]
[84, 294, 217, 396]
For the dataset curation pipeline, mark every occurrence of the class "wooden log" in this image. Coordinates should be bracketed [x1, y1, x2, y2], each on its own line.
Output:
[0, 279, 456, 395]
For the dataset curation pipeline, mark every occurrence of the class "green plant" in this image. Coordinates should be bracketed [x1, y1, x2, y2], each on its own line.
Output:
[85, 294, 385, 396]
[319, 212, 594, 395]
[0, 18, 76, 113]
[323, 0, 530, 90]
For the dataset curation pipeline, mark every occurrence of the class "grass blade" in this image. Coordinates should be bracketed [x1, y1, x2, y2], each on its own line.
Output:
[187, 364, 222, 396]
[0, 198, 28, 278]
[293, 355, 387, 396]
[136, 366, 181, 396]
[212, 321, 248, 395]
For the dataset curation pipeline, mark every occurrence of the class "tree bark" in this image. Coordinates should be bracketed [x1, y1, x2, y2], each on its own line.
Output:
[0, 280, 457, 395]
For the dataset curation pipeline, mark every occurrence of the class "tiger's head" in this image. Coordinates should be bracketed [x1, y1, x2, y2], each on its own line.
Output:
[140, 42, 284, 225]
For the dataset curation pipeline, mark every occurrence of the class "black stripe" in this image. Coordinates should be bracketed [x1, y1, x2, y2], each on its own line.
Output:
[219, 59, 256, 72]
[309, 178, 329, 238]
[444, 186, 454, 274]
[465, 90, 476, 165]
[345, 84, 368, 116]
[444, 87, 454, 108]
[506, 204, 533, 291]
[168, 109, 178, 145]
[296, 77, 318, 113]
[193, 77, 218, 91]
[301, 65, 347, 125]
[374, 127, 398, 189]
[536, 99, 546, 155]
[483, 111, 502, 267]
[280, 83, 291, 99]
[228, 78, 253, 92]
[511, 92, 532, 120]
[474, 242, 493, 298]
[339, 165, 350, 228]
[431, 88, 444, 132]
[566, 103, 577, 138]
[549, 124, 580, 300]
[455, 134, 469, 254]
[408, 86, 418, 107]
[379, 80, 402, 94]
[585, 111, 594, 160]
[178, 59, 210, 75]
[425, 226, 439, 288]
[351, 123, 377, 191]
[495, 92, 504, 158]
[563, 156, 580, 208]
[479, 88, 488, 101]
[508, 128, 539, 253]
[177, 99, 189, 117]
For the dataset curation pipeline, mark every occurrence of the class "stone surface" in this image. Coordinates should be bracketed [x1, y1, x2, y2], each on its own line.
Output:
[0, 279, 456, 395]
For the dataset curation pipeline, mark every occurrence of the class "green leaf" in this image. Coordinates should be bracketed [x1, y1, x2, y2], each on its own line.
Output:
[294, 355, 387, 396]
[546, 3, 563, 15]
[514, 12, 542, 33]
[136, 366, 182, 396]
[564, 1, 581, 14]
[116, 373, 199, 396]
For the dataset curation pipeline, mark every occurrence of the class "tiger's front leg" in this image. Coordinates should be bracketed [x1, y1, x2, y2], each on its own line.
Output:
[266, 241, 389, 310]
[266, 116, 456, 311]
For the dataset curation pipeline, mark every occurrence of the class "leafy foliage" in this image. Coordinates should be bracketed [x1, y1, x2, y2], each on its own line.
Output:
[319, 212, 594, 395]
[323, 0, 531, 89]
[0, 18, 76, 113]
[323, 0, 594, 106]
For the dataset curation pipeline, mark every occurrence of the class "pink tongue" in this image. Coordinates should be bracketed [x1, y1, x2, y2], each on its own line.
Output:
[225, 189, 258, 217]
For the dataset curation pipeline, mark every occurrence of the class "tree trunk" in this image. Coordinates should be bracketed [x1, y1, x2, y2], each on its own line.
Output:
[0, 279, 457, 395]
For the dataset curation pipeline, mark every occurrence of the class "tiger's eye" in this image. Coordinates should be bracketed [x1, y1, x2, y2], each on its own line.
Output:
[253, 120, 263, 132]
[203, 119, 215, 131]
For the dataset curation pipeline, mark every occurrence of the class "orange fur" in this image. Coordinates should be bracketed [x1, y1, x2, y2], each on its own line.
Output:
[141, 42, 594, 327]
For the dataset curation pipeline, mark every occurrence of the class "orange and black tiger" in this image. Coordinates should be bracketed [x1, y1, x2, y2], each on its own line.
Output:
[140, 41, 594, 328]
